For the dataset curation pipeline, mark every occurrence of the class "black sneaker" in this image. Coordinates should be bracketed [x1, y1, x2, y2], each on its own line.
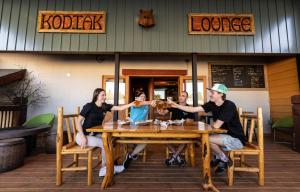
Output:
[131, 154, 138, 160]
[165, 156, 177, 167]
[123, 153, 133, 169]
[214, 159, 233, 174]
[210, 158, 221, 168]
[176, 156, 186, 167]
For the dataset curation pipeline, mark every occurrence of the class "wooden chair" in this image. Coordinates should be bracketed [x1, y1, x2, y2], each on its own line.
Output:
[56, 107, 99, 186]
[227, 107, 264, 186]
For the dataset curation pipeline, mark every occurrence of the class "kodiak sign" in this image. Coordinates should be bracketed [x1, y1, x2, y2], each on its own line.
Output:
[38, 11, 106, 33]
[188, 13, 255, 35]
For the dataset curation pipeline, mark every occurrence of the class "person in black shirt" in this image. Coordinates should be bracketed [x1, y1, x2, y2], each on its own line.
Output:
[168, 84, 246, 174]
[76, 88, 155, 177]
[157, 91, 195, 167]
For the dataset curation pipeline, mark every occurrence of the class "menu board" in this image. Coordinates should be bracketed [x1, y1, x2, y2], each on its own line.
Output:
[211, 64, 265, 88]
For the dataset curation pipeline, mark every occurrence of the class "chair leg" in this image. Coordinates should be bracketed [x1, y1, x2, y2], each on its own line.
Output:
[184, 148, 189, 164]
[123, 144, 128, 158]
[74, 154, 79, 167]
[87, 151, 93, 186]
[258, 151, 264, 186]
[56, 154, 62, 186]
[240, 155, 245, 167]
[166, 147, 169, 159]
[189, 143, 195, 168]
[227, 151, 234, 186]
[143, 148, 147, 163]
[115, 143, 121, 164]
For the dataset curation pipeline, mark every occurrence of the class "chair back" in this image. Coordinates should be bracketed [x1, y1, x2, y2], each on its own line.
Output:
[56, 107, 80, 152]
[238, 107, 264, 145]
[257, 107, 264, 150]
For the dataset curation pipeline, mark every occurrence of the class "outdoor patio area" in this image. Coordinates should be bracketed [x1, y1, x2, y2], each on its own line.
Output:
[0, 136, 299, 192]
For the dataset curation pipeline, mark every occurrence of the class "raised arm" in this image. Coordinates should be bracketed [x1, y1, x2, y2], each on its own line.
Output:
[111, 102, 134, 111]
[111, 100, 156, 111]
[172, 102, 205, 113]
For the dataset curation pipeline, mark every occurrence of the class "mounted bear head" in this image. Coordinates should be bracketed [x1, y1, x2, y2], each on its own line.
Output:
[138, 9, 155, 28]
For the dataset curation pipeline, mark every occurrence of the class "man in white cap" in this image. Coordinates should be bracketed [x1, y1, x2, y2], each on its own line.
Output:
[168, 83, 246, 174]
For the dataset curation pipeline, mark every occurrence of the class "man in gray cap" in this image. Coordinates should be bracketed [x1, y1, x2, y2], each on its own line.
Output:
[168, 84, 246, 174]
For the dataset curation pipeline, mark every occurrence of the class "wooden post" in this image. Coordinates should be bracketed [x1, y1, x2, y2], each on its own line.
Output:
[56, 107, 63, 186]
[192, 53, 199, 121]
[257, 107, 265, 186]
[113, 53, 120, 121]
[74, 107, 80, 167]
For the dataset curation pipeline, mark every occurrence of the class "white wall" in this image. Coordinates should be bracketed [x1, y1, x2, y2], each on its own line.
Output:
[0, 53, 114, 116]
[0, 53, 271, 132]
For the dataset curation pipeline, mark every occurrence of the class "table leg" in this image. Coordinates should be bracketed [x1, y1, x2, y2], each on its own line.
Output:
[201, 133, 219, 192]
[101, 132, 114, 189]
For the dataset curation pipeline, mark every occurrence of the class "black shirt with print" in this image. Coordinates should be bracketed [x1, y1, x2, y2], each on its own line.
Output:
[168, 104, 195, 120]
[80, 102, 113, 135]
[201, 100, 246, 145]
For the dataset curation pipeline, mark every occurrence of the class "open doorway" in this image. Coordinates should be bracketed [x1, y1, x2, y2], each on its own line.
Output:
[129, 76, 179, 119]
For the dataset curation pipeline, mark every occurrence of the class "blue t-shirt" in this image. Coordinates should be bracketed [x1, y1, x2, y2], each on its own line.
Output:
[130, 105, 149, 122]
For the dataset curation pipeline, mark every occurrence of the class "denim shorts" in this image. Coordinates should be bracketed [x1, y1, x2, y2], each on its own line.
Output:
[219, 134, 244, 151]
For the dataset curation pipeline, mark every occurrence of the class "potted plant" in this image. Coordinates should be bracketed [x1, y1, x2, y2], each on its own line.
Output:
[0, 71, 48, 125]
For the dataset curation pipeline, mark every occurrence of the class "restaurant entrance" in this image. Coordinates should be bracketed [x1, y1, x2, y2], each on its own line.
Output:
[129, 76, 179, 119]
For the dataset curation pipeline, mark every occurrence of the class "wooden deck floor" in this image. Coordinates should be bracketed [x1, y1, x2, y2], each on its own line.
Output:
[1, 136, 300, 192]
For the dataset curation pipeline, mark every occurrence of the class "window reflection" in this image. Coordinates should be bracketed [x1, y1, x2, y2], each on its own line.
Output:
[183, 80, 204, 105]
[105, 79, 126, 104]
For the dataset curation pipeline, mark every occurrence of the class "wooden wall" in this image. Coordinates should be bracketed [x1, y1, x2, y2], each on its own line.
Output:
[0, 0, 299, 54]
[267, 57, 300, 121]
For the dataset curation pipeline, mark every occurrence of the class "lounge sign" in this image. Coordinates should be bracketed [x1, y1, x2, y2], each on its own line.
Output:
[38, 11, 106, 33]
[188, 13, 255, 35]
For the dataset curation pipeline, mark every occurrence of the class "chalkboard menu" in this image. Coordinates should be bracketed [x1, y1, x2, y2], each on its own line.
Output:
[211, 65, 265, 88]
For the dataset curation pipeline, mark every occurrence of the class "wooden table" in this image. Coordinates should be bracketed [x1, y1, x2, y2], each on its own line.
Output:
[87, 121, 226, 192]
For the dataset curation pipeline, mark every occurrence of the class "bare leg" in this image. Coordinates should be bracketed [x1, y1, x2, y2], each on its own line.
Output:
[209, 135, 227, 160]
[131, 144, 147, 156]
[166, 144, 177, 154]
[174, 144, 186, 156]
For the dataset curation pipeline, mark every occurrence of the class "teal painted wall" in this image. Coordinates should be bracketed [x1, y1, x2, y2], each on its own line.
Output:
[0, 0, 299, 54]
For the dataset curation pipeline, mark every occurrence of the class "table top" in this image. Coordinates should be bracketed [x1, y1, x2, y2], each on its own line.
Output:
[87, 121, 227, 134]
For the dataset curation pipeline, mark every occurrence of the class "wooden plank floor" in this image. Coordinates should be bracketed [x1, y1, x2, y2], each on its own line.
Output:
[1, 136, 300, 192]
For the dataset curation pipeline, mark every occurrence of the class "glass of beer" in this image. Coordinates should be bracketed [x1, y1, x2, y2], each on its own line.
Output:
[134, 97, 141, 106]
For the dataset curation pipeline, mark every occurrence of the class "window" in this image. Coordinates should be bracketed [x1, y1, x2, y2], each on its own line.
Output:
[102, 76, 126, 105]
[154, 88, 166, 100]
[182, 77, 206, 105]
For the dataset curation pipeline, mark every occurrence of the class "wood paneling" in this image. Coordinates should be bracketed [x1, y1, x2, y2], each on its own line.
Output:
[267, 57, 300, 121]
[0, 0, 299, 53]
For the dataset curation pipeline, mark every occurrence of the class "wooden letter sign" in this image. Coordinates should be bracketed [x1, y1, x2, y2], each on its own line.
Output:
[188, 13, 255, 35]
[38, 11, 106, 33]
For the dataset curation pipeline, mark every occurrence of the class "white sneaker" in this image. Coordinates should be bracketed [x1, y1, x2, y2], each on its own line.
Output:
[114, 165, 125, 174]
[99, 165, 125, 177]
[99, 166, 106, 177]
